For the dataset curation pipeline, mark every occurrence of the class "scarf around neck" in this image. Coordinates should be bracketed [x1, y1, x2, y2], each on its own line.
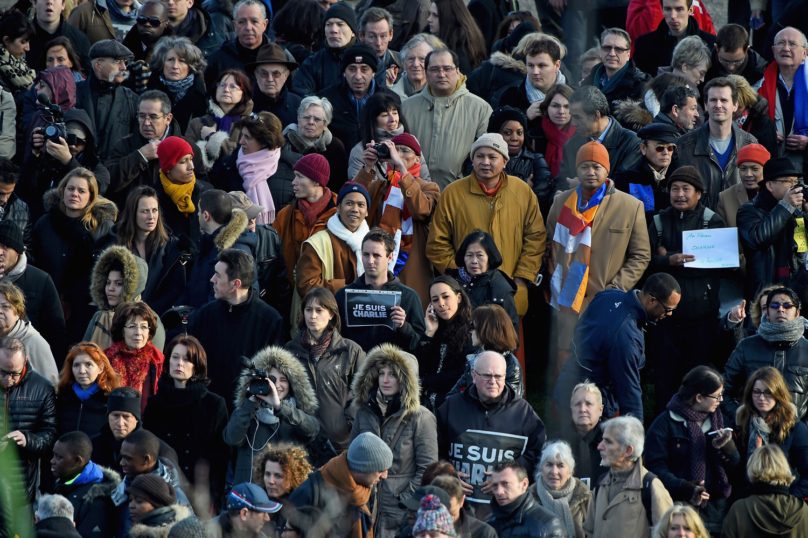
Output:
[257, 396, 297, 424]
[237, 147, 278, 224]
[666, 393, 732, 505]
[302, 328, 333, 359]
[107, 0, 138, 23]
[160, 171, 196, 215]
[106, 340, 164, 393]
[0, 45, 35, 92]
[534, 478, 576, 538]
[542, 116, 575, 178]
[283, 123, 332, 153]
[758, 316, 806, 343]
[73, 381, 101, 402]
[160, 74, 194, 101]
[327, 213, 369, 276]
[749, 415, 772, 453]
[320, 452, 372, 507]
[298, 188, 333, 230]
[379, 163, 421, 275]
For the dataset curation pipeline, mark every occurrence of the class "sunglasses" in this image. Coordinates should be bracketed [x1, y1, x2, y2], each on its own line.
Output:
[137, 16, 165, 27]
[648, 144, 676, 153]
[769, 302, 798, 310]
[651, 294, 676, 313]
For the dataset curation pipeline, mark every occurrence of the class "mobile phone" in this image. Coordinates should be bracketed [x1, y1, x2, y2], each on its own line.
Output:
[708, 428, 733, 435]
[750, 16, 763, 30]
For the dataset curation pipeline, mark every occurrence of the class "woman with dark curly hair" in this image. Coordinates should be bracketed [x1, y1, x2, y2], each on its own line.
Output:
[271, 0, 324, 64]
[147, 37, 208, 132]
[56, 341, 121, 436]
[104, 301, 164, 414]
[416, 276, 474, 411]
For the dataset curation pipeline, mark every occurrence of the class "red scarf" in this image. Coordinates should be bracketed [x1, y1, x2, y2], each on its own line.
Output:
[757, 61, 780, 122]
[105, 340, 164, 394]
[478, 176, 502, 197]
[298, 187, 333, 230]
[542, 116, 576, 178]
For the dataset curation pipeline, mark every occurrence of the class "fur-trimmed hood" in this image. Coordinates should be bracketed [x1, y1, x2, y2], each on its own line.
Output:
[350, 343, 421, 416]
[128, 504, 192, 538]
[90, 246, 147, 309]
[214, 208, 249, 252]
[613, 99, 654, 132]
[234, 346, 319, 414]
[82, 466, 122, 504]
[43, 188, 118, 224]
[489, 52, 526, 74]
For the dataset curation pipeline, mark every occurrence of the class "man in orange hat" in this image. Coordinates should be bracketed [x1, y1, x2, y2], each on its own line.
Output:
[717, 143, 770, 228]
[545, 141, 651, 369]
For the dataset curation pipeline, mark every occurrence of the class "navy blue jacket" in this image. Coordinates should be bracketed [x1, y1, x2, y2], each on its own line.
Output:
[736, 420, 808, 499]
[554, 288, 648, 421]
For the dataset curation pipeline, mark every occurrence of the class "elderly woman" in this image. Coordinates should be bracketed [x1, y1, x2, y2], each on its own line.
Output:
[104, 301, 164, 414]
[645, 366, 740, 534]
[214, 111, 301, 219]
[391, 33, 445, 99]
[143, 335, 229, 500]
[529, 84, 575, 180]
[283, 96, 349, 192]
[728, 74, 778, 157]
[147, 37, 207, 132]
[350, 343, 438, 538]
[722, 445, 808, 537]
[0, 11, 35, 95]
[56, 341, 121, 436]
[186, 69, 254, 170]
[668, 36, 711, 86]
[0, 280, 58, 385]
[224, 346, 320, 485]
[651, 504, 710, 538]
[530, 441, 591, 538]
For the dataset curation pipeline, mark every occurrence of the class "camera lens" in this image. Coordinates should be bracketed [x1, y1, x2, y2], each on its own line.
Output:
[44, 126, 57, 137]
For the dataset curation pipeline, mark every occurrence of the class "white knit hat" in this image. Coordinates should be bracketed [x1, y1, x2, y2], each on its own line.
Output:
[470, 133, 509, 161]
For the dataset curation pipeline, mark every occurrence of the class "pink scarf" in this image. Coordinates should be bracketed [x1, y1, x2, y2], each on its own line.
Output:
[237, 147, 279, 224]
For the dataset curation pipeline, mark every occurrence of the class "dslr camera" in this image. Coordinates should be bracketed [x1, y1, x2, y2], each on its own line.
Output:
[373, 142, 391, 160]
[36, 94, 67, 143]
[240, 356, 273, 397]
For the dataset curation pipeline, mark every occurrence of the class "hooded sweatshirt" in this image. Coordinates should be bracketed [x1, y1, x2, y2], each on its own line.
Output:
[24, 66, 77, 159]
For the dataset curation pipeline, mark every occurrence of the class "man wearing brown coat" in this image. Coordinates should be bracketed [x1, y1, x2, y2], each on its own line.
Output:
[545, 141, 651, 364]
[295, 182, 370, 297]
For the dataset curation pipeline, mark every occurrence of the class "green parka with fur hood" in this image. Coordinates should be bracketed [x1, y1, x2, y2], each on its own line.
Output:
[84, 246, 166, 351]
[224, 346, 321, 485]
[350, 344, 438, 538]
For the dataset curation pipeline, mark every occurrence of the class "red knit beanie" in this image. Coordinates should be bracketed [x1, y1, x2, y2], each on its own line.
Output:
[293, 153, 330, 187]
[737, 143, 771, 166]
[390, 132, 421, 157]
[158, 137, 194, 173]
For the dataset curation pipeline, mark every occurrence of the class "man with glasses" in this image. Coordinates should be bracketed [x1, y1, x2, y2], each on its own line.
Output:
[723, 287, 808, 422]
[705, 24, 767, 85]
[74, 40, 140, 161]
[645, 166, 726, 415]
[0, 337, 57, 503]
[106, 90, 205, 207]
[402, 49, 492, 191]
[758, 27, 808, 173]
[738, 157, 808, 303]
[676, 77, 758, 210]
[633, 0, 716, 80]
[247, 44, 301, 128]
[554, 273, 681, 423]
[436, 351, 546, 494]
[581, 28, 650, 114]
[614, 123, 680, 223]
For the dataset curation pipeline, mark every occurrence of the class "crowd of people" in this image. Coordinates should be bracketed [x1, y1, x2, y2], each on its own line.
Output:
[5, 0, 808, 536]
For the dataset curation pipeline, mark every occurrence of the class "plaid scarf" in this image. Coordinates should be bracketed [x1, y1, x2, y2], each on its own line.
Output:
[302, 328, 333, 361]
[547, 181, 609, 313]
[379, 164, 421, 275]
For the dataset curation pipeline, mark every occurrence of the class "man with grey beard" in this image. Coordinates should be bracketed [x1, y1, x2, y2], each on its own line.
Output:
[74, 40, 140, 161]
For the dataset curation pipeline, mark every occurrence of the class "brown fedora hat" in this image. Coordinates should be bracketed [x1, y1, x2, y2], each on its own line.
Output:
[243, 44, 299, 72]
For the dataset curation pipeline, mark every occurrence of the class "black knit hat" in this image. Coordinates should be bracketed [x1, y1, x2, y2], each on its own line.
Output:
[0, 220, 24, 254]
[666, 165, 705, 192]
[107, 387, 142, 421]
[125, 474, 177, 509]
[341, 43, 379, 72]
[324, 2, 357, 35]
[488, 106, 528, 133]
[505, 21, 537, 54]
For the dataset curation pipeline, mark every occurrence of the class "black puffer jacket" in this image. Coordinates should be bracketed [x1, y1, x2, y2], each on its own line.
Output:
[647, 203, 725, 319]
[446, 267, 518, 337]
[253, 223, 291, 319]
[53, 465, 121, 538]
[737, 187, 802, 302]
[723, 334, 808, 422]
[486, 491, 567, 538]
[56, 385, 109, 437]
[201, 0, 235, 40]
[175, 6, 225, 58]
[291, 40, 355, 96]
[213, 146, 301, 212]
[0, 194, 31, 247]
[0, 367, 57, 502]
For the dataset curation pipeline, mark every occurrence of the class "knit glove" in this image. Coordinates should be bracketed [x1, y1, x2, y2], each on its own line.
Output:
[712, 429, 736, 455]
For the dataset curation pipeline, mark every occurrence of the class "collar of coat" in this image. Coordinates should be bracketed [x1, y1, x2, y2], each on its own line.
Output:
[597, 459, 645, 490]
[465, 171, 510, 196]
[211, 208, 249, 252]
[42, 188, 118, 224]
[90, 245, 141, 308]
[76, 465, 122, 504]
[233, 345, 319, 413]
[350, 343, 420, 416]
[691, 121, 743, 156]
[127, 504, 193, 538]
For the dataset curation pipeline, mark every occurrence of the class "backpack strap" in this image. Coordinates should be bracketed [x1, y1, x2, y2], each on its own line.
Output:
[702, 208, 715, 229]
[310, 470, 325, 510]
[653, 214, 662, 239]
[641, 471, 657, 527]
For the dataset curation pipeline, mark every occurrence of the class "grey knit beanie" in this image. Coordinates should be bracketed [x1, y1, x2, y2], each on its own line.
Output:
[347, 432, 393, 473]
[470, 133, 509, 161]
[167, 516, 207, 538]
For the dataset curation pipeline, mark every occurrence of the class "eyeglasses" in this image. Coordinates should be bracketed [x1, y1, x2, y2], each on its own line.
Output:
[299, 114, 325, 124]
[769, 302, 797, 310]
[752, 389, 775, 398]
[217, 82, 242, 92]
[651, 294, 677, 313]
[427, 66, 457, 74]
[137, 16, 165, 26]
[601, 45, 629, 54]
[701, 392, 724, 401]
[775, 40, 804, 49]
[137, 113, 165, 124]
[0, 367, 24, 380]
[648, 144, 676, 153]
[124, 324, 151, 332]
[473, 370, 504, 383]
[257, 68, 288, 79]
[718, 55, 746, 66]
[772, 179, 802, 188]
[396, 146, 414, 155]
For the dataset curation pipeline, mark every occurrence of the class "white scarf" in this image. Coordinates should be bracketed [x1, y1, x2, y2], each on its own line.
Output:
[326, 213, 369, 275]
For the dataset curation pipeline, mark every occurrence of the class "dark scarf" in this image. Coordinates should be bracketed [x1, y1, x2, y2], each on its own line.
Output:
[757, 184, 781, 212]
[594, 61, 630, 96]
[173, 7, 198, 40]
[457, 266, 473, 283]
[298, 188, 333, 229]
[160, 74, 194, 101]
[750, 482, 792, 497]
[541, 115, 574, 178]
[666, 393, 732, 505]
[302, 328, 332, 360]
[152, 375, 207, 408]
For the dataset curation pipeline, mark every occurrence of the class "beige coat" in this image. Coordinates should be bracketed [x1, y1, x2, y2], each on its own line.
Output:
[582, 462, 673, 538]
[717, 182, 751, 272]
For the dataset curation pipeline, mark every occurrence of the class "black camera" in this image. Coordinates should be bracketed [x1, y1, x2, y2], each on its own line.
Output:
[241, 356, 270, 396]
[373, 143, 391, 160]
[36, 94, 67, 143]
[44, 123, 67, 143]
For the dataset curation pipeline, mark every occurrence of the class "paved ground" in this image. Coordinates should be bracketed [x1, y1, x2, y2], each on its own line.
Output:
[703, 0, 728, 30]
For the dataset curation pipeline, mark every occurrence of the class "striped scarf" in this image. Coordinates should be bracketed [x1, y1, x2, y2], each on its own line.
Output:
[548, 181, 610, 313]
[379, 163, 420, 275]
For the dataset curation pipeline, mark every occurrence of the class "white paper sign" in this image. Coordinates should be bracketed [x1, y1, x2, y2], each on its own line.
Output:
[682, 228, 740, 268]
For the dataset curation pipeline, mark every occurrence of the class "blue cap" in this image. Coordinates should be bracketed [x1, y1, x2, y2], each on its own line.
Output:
[227, 483, 282, 513]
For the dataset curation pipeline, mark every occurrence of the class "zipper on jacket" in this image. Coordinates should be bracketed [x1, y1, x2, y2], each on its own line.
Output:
[76, 402, 84, 431]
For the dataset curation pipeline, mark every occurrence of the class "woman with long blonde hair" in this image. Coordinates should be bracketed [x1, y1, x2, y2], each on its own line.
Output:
[651, 504, 709, 538]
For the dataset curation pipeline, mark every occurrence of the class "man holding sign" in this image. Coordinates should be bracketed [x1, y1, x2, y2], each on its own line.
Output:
[646, 166, 726, 415]
[436, 352, 545, 504]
